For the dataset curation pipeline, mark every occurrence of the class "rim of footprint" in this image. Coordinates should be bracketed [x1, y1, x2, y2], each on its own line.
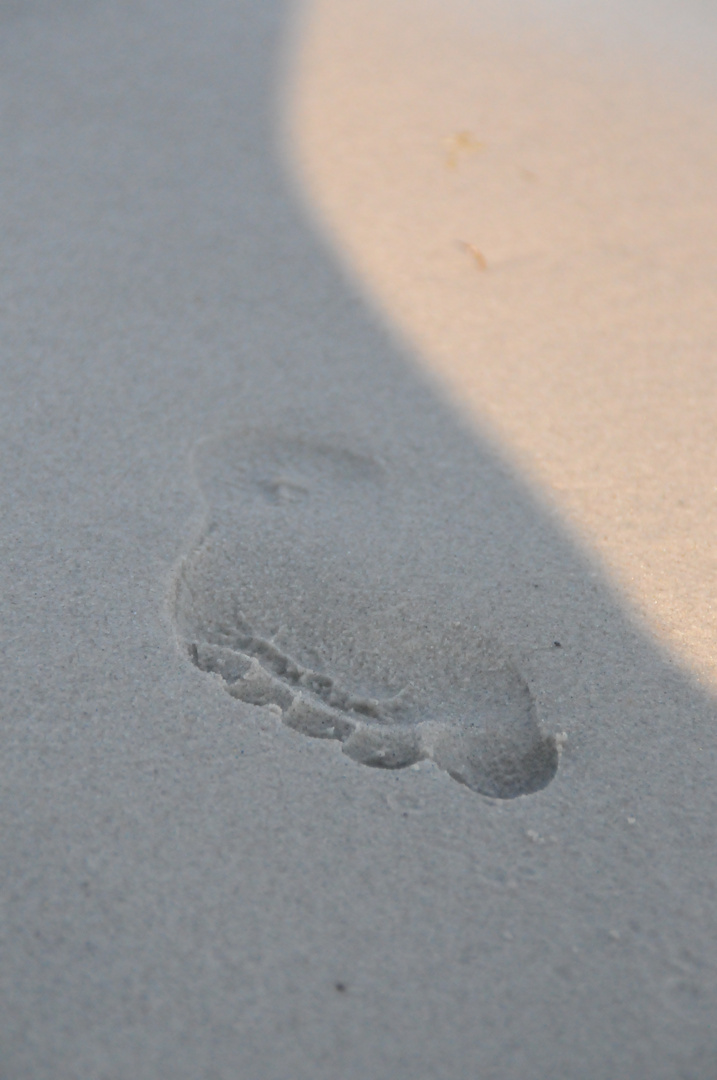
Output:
[174, 431, 561, 800]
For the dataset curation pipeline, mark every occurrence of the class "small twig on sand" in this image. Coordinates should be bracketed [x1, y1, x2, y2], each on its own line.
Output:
[457, 240, 487, 270]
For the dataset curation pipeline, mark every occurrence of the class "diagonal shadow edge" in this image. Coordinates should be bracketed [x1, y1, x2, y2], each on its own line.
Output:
[164, 0, 717, 819]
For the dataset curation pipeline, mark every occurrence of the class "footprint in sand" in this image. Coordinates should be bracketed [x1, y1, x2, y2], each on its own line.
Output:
[173, 429, 559, 798]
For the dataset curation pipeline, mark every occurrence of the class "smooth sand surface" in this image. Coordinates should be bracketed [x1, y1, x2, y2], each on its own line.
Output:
[1, 1, 716, 1077]
[290, 0, 717, 687]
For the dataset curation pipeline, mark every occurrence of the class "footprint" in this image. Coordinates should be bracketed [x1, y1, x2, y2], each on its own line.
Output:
[173, 429, 559, 798]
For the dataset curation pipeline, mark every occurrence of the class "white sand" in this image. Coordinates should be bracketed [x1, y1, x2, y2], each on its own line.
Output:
[290, 0, 717, 687]
[1, 0, 716, 1077]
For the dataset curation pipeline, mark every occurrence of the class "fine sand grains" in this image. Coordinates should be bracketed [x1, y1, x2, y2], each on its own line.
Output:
[287, 0, 717, 688]
[174, 429, 558, 797]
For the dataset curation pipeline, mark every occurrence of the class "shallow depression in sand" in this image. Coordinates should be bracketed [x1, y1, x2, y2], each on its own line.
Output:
[173, 430, 559, 798]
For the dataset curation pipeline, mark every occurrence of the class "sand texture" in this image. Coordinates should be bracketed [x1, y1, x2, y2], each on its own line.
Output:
[290, 0, 717, 687]
[175, 429, 559, 796]
[0, 0, 716, 1077]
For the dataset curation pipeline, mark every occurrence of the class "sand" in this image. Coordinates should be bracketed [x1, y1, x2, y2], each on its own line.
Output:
[1, 0, 716, 1077]
[290, 0, 717, 687]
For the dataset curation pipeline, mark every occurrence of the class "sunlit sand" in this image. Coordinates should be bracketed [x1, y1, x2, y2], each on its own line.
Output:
[289, 0, 717, 685]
